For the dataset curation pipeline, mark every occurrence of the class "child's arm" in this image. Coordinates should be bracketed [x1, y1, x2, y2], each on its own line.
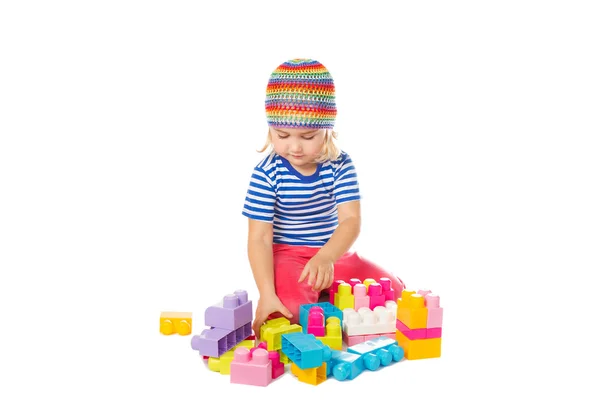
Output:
[247, 218, 293, 335]
[298, 200, 361, 291]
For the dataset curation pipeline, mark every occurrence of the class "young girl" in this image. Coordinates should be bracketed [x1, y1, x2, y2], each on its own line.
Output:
[242, 58, 405, 336]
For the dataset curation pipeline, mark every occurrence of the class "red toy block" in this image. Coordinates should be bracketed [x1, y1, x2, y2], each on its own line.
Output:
[368, 283, 385, 309]
[396, 318, 427, 340]
[379, 278, 396, 301]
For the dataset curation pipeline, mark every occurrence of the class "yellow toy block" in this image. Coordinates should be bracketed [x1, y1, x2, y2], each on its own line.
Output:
[334, 283, 354, 310]
[260, 317, 302, 351]
[396, 330, 441, 360]
[159, 312, 192, 335]
[363, 278, 377, 290]
[207, 340, 256, 374]
[396, 291, 428, 329]
[316, 317, 343, 350]
[291, 362, 327, 385]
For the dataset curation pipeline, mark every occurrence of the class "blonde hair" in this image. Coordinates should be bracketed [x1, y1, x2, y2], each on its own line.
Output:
[258, 128, 341, 163]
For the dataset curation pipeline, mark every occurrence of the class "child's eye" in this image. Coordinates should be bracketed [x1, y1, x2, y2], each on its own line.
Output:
[303, 136, 316, 140]
[277, 135, 289, 139]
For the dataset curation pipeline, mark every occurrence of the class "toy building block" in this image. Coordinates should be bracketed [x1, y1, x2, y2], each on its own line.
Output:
[347, 336, 404, 370]
[334, 282, 354, 310]
[395, 319, 427, 340]
[230, 347, 273, 386]
[379, 278, 396, 301]
[368, 283, 386, 309]
[190, 322, 252, 357]
[329, 280, 345, 304]
[395, 330, 441, 360]
[259, 317, 302, 351]
[329, 350, 365, 381]
[299, 302, 343, 333]
[343, 332, 396, 347]
[396, 290, 428, 329]
[418, 290, 443, 328]
[205, 290, 253, 331]
[159, 312, 192, 335]
[207, 339, 256, 374]
[316, 317, 343, 350]
[353, 284, 370, 310]
[281, 332, 332, 370]
[342, 301, 397, 336]
[249, 342, 284, 379]
[307, 307, 325, 336]
[363, 278, 377, 289]
[291, 361, 328, 385]
[348, 278, 362, 288]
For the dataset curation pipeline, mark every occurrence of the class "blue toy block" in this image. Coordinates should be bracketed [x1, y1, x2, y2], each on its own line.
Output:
[281, 332, 332, 370]
[348, 336, 404, 370]
[204, 290, 253, 330]
[330, 350, 365, 381]
[299, 302, 343, 332]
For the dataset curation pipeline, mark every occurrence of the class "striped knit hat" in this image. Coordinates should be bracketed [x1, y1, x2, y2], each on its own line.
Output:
[265, 58, 336, 129]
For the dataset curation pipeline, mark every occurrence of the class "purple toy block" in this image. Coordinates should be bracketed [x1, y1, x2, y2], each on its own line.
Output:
[307, 307, 326, 337]
[368, 283, 385, 309]
[204, 290, 253, 331]
[191, 322, 252, 357]
[379, 278, 396, 301]
[353, 284, 369, 310]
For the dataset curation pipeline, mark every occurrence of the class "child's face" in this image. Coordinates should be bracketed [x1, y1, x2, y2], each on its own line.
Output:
[270, 127, 326, 168]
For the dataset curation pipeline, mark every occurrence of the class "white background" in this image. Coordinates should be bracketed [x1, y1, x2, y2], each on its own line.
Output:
[1, 0, 599, 398]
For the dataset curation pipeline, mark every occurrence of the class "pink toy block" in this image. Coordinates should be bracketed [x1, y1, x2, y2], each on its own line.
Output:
[307, 307, 325, 337]
[364, 332, 396, 341]
[353, 284, 369, 310]
[269, 351, 285, 379]
[426, 327, 442, 339]
[348, 278, 362, 288]
[343, 332, 367, 346]
[329, 280, 345, 304]
[396, 318, 427, 340]
[424, 292, 443, 328]
[368, 283, 385, 309]
[230, 347, 272, 387]
[379, 278, 396, 301]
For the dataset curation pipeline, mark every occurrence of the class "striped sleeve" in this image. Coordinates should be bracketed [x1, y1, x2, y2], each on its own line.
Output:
[333, 153, 361, 205]
[242, 166, 276, 222]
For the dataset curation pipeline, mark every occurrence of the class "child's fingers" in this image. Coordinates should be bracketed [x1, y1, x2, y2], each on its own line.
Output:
[307, 267, 317, 286]
[279, 304, 293, 319]
[298, 264, 310, 283]
[313, 268, 325, 291]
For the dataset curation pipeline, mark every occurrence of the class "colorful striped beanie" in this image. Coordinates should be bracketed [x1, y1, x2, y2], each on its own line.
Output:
[265, 58, 336, 129]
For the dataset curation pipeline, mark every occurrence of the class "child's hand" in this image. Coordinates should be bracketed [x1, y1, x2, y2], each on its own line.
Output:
[252, 292, 293, 339]
[298, 253, 334, 292]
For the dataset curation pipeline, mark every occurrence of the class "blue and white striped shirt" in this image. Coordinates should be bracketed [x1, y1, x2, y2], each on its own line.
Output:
[242, 151, 361, 247]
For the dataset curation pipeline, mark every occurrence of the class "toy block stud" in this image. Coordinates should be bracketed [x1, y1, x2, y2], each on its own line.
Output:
[307, 307, 326, 337]
[317, 317, 343, 350]
[348, 336, 404, 369]
[159, 312, 192, 335]
[368, 283, 385, 309]
[396, 290, 428, 329]
[329, 280, 345, 304]
[342, 302, 396, 336]
[379, 278, 396, 301]
[205, 290, 253, 331]
[334, 282, 354, 310]
[353, 284, 370, 310]
[363, 278, 377, 290]
[330, 350, 364, 381]
[424, 293, 443, 328]
[348, 278, 362, 288]
[230, 347, 273, 386]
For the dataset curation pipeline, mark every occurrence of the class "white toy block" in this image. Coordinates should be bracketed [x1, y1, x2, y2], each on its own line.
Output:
[342, 301, 397, 336]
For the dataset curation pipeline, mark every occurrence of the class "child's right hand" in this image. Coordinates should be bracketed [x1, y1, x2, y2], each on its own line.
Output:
[252, 292, 293, 339]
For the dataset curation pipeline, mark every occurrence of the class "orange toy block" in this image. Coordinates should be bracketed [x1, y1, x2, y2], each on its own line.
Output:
[396, 290, 428, 329]
[395, 330, 441, 360]
[316, 317, 343, 350]
[291, 362, 328, 385]
[160, 312, 192, 335]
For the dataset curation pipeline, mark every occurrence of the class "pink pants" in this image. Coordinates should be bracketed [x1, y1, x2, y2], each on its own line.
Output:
[271, 244, 406, 325]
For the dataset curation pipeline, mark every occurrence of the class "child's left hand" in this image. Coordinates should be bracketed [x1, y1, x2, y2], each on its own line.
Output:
[298, 253, 334, 292]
